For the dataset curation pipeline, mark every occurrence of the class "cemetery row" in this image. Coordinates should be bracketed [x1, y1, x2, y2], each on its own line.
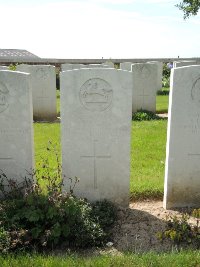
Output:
[0, 61, 199, 209]
[1, 61, 163, 121]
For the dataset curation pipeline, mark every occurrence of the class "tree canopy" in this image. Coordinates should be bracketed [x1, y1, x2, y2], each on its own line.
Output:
[176, 0, 200, 19]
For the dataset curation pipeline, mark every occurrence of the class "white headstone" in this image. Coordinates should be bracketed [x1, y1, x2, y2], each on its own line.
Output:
[104, 61, 114, 68]
[148, 61, 163, 91]
[164, 65, 200, 209]
[0, 70, 34, 185]
[173, 60, 198, 68]
[86, 64, 110, 68]
[120, 62, 133, 71]
[61, 69, 132, 206]
[131, 63, 157, 113]
[61, 64, 87, 71]
[17, 64, 57, 121]
[0, 66, 9, 70]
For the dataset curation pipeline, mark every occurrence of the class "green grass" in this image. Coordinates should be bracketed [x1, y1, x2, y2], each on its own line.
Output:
[130, 120, 167, 200]
[34, 120, 167, 200]
[156, 95, 169, 114]
[1, 251, 200, 267]
[156, 87, 169, 114]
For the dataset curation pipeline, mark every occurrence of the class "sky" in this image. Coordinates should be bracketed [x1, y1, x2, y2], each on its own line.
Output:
[0, 0, 200, 59]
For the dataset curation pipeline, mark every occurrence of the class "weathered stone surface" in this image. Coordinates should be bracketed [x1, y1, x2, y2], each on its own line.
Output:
[60, 68, 132, 206]
[120, 62, 133, 71]
[17, 64, 57, 121]
[61, 64, 87, 71]
[104, 61, 114, 68]
[164, 65, 200, 209]
[0, 70, 34, 185]
[0, 66, 9, 70]
[173, 60, 199, 68]
[148, 61, 163, 91]
[131, 63, 157, 113]
[86, 64, 110, 68]
[61, 63, 112, 71]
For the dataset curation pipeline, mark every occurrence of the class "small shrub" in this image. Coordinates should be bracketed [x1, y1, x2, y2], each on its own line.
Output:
[157, 214, 200, 248]
[0, 142, 116, 252]
[132, 110, 161, 121]
[8, 64, 18, 71]
[0, 227, 11, 253]
[92, 200, 117, 230]
[157, 88, 170, 96]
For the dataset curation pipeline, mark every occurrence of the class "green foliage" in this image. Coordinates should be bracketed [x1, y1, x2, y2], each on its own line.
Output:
[0, 227, 11, 253]
[0, 142, 116, 252]
[157, 88, 170, 96]
[162, 63, 171, 88]
[91, 200, 117, 231]
[192, 208, 200, 218]
[8, 64, 18, 71]
[157, 214, 200, 248]
[162, 63, 171, 80]
[176, 0, 200, 19]
[132, 110, 162, 121]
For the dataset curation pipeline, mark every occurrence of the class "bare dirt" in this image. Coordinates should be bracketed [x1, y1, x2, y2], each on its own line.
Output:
[109, 200, 198, 253]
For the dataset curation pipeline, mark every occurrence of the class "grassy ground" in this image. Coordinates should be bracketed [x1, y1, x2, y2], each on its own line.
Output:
[130, 120, 167, 200]
[156, 95, 169, 114]
[34, 119, 167, 200]
[1, 251, 200, 267]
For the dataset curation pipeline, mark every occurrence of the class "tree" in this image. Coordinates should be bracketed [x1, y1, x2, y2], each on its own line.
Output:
[176, 0, 200, 19]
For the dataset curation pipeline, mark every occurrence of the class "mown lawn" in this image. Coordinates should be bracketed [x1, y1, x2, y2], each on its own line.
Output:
[156, 95, 169, 113]
[1, 251, 200, 267]
[34, 119, 167, 200]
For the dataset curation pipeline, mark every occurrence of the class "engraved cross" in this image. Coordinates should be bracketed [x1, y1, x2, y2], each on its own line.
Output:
[81, 140, 111, 189]
[138, 88, 149, 107]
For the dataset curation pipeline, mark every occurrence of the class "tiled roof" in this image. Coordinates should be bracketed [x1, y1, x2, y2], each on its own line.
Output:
[0, 49, 40, 59]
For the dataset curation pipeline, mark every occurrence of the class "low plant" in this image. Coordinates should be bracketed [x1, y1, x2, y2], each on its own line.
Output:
[8, 64, 18, 71]
[157, 214, 200, 248]
[0, 142, 116, 253]
[157, 88, 170, 96]
[132, 110, 161, 121]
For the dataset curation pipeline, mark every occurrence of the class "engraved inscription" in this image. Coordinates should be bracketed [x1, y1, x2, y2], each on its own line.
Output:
[0, 81, 9, 113]
[81, 140, 111, 189]
[191, 77, 200, 106]
[79, 78, 113, 111]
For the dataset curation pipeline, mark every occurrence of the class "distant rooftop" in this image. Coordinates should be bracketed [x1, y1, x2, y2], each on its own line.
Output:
[0, 49, 40, 59]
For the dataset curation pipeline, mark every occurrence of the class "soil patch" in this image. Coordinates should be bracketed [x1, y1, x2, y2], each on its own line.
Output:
[110, 200, 197, 253]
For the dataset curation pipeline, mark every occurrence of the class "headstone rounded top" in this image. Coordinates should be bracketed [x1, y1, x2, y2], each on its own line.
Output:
[79, 78, 113, 112]
[0, 81, 9, 113]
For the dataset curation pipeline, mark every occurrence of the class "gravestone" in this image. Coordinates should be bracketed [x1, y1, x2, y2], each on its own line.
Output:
[17, 64, 57, 121]
[148, 61, 163, 91]
[86, 64, 110, 68]
[104, 61, 114, 68]
[0, 66, 9, 70]
[131, 63, 157, 113]
[120, 62, 133, 71]
[164, 65, 200, 209]
[61, 68, 132, 206]
[61, 64, 87, 71]
[0, 70, 34, 186]
[173, 60, 199, 68]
